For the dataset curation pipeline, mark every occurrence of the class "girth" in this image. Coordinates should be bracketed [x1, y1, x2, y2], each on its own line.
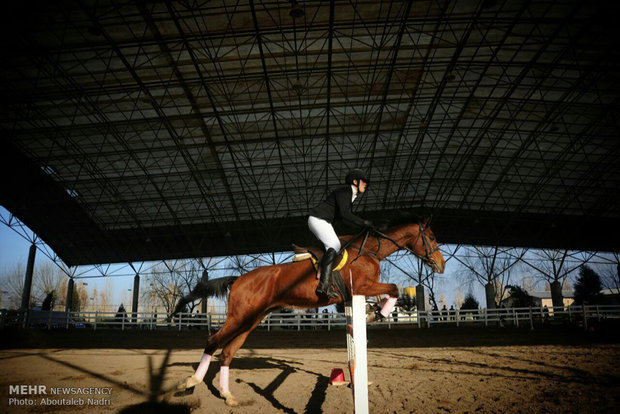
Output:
[291, 244, 351, 301]
[330, 269, 351, 302]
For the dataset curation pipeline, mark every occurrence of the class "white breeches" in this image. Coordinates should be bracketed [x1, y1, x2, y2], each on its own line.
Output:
[308, 216, 341, 252]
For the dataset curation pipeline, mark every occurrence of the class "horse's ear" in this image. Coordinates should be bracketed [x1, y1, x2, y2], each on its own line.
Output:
[423, 215, 433, 226]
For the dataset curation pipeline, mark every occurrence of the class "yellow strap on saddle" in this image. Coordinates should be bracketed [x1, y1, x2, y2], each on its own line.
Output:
[293, 249, 348, 271]
[333, 249, 348, 271]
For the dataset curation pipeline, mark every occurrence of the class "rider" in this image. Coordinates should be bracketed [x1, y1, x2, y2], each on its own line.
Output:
[308, 169, 373, 297]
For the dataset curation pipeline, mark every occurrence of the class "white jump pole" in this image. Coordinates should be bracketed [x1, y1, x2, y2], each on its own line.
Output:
[345, 295, 369, 414]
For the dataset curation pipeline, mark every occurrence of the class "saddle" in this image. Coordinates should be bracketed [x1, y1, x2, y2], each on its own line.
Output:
[291, 244, 351, 301]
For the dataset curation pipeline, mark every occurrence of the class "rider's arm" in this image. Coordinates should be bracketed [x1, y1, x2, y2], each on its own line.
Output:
[334, 187, 366, 227]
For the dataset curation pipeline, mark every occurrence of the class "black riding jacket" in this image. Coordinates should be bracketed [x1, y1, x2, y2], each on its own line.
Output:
[309, 185, 366, 227]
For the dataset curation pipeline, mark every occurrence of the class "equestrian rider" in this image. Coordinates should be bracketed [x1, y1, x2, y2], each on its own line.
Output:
[308, 169, 373, 297]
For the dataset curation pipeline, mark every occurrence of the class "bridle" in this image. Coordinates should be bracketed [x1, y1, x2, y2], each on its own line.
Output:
[373, 222, 440, 263]
[342, 222, 439, 265]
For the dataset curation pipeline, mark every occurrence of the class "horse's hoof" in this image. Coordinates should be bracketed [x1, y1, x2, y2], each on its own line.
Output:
[366, 312, 375, 323]
[221, 390, 239, 407]
[366, 310, 385, 324]
[178, 375, 201, 390]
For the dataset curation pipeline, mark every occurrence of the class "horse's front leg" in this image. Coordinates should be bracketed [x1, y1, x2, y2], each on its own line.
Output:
[217, 314, 265, 406]
[357, 280, 399, 298]
[357, 281, 399, 323]
[350, 258, 399, 322]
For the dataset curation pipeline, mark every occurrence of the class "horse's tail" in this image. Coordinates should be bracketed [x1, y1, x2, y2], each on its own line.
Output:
[171, 276, 238, 317]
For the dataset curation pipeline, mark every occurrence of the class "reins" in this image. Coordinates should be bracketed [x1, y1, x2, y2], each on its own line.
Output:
[339, 227, 374, 262]
[343, 223, 439, 264]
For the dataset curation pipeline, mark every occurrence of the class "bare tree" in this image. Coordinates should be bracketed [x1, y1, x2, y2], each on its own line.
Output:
[98, 280, 113, 312]
[521, 274, 538, 293]
[145, 266, 184, 315]
[1, 263, 24, 309]
[76, 282, 88, 310]
[521, 249, 594, 308]
[89, 287, 98, 312]
[143, 259, 203, 315]
[454, 288, 464, 309]
[140, 280, 159, 313]
[438, 293, 447, 308]
[423, 266, 440, 311]
[33, 262, 65, 308]
[176, 260, 204, 311]
[455, 245, 526, 308]
[1, 260, 71, 310]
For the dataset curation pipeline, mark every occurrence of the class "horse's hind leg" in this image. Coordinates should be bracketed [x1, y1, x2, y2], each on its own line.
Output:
[179, 318, 251, 390]
[217, 314, 266, 406]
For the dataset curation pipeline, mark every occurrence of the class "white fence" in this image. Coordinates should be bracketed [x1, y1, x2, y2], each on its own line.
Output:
[6, 304, 619, 331]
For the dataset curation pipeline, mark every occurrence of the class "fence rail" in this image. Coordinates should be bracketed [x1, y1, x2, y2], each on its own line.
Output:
[3, 305, 620, 331]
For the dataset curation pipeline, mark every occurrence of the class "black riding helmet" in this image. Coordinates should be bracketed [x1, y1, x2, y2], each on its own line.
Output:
[345, 169, 370, 185]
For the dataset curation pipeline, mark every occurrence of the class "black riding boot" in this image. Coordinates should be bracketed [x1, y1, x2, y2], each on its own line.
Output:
[316, 248, 338, 298]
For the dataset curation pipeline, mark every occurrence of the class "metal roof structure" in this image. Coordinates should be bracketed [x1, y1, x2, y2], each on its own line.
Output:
[1, 0, 619, 266]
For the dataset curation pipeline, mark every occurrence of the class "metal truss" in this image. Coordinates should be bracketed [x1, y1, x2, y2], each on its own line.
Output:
[1, 0, 619, 265]
[0, 208, 294, 282]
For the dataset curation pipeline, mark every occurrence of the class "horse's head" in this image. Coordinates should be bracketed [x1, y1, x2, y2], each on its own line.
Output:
[404, 218, 445, 273]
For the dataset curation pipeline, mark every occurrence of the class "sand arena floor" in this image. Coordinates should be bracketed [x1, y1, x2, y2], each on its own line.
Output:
[1, 325, 619, 413]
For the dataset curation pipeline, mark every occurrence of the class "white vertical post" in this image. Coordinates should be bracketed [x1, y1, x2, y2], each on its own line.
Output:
[514, 308, 518, 327]
[349, 295, 369, 414]
[582, 305, 588, 330]
[346, 303, 354, 377]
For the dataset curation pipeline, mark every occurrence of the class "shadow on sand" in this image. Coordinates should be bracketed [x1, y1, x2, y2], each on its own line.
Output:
[176, 355, 331, 414]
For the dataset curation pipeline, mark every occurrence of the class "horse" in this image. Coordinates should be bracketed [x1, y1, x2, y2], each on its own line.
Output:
[172, 218, 445, 406]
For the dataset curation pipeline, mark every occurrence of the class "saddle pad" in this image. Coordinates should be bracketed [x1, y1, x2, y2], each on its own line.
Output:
[293, 249, 348, 271]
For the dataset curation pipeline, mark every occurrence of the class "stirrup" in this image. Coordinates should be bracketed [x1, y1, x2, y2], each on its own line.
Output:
[316, 274, 339, 299]
[322, 287, 339, 299]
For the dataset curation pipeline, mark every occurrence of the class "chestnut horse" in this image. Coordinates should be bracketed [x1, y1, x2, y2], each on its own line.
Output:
[173, 219, 445, 406]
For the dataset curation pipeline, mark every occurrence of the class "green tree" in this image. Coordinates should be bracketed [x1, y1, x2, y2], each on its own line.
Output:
[461, 294, 479, 310]
[573, 265, 602, 305]
[505, 285, 534, 307]
[41, 292, 55, 311]
[115, 304, 127, 323]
